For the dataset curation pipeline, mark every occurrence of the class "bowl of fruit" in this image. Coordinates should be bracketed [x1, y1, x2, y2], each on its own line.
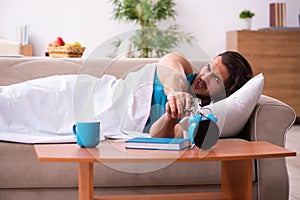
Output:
[47, 37, 85, 58]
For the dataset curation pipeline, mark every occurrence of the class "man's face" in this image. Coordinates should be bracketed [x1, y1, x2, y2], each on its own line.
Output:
[191, 56, 230, 99]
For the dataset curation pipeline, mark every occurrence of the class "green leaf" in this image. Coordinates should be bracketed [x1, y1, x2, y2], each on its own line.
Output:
[239, 9, 255, 18]
[110, 0, 196, 58]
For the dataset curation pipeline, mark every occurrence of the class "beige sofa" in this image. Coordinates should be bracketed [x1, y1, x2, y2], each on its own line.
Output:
[0, 57, 296, 200]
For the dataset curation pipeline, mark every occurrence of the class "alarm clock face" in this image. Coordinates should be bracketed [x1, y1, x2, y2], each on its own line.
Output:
[193, 119, 220, 149]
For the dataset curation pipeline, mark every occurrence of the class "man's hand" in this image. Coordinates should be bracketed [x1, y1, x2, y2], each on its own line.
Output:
[166, 92, 192, 119]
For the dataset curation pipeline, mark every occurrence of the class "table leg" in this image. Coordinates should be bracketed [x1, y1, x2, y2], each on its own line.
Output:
[221, 159, 252, 200]
[78, 162, 94, 200]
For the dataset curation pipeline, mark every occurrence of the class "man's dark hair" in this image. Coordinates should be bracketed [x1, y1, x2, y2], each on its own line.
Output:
[219, 51, 254, 98]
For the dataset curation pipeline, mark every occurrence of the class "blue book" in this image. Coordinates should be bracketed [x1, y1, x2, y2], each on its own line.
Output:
[125, 137, 190, 150]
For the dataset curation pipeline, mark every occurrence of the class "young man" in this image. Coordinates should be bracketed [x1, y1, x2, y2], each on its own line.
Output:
[0, 51, 253, 143]
[150, 51, 253, 138]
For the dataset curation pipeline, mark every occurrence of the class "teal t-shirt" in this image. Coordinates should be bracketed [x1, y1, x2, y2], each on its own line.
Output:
[143, 71, 198, 133]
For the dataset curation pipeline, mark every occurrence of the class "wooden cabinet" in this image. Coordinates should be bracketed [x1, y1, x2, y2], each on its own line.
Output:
[226, 30, 300, 116]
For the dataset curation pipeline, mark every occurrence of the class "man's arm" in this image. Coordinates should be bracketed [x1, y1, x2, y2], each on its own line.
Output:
[150, 53, 193, 138]
[156, 52, 193, 95]
[149, 113, 178, 138]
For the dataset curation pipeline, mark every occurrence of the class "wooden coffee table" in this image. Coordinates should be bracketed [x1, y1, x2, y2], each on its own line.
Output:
[34, 140, 296, 200]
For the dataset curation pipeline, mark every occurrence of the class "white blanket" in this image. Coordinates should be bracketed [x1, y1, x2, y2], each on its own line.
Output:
[0, 63, 156, 143]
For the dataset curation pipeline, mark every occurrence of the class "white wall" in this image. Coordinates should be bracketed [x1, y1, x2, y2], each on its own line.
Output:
[0, 0, 299, 58]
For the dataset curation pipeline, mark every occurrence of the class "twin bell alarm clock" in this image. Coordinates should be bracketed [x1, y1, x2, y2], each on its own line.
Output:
[187, 98, 220, 150]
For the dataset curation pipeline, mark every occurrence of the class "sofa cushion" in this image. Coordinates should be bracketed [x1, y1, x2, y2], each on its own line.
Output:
[207, 73, 264, 138]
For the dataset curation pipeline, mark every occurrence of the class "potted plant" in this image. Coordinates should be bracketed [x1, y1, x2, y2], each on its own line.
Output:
[239, 9, 255, 30]
[110, 0, 195, 58]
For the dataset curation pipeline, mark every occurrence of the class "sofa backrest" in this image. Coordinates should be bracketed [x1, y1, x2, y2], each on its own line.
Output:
[0, 57, 209, 85]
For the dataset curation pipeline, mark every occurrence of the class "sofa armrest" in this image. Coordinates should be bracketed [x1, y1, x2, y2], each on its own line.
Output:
[241, 95, 296, 200]
[246, 95, 296, 144]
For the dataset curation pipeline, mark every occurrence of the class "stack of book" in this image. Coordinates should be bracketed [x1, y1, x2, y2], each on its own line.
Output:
[270, 3, 286, 27]
[125, 137, 190, 151]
